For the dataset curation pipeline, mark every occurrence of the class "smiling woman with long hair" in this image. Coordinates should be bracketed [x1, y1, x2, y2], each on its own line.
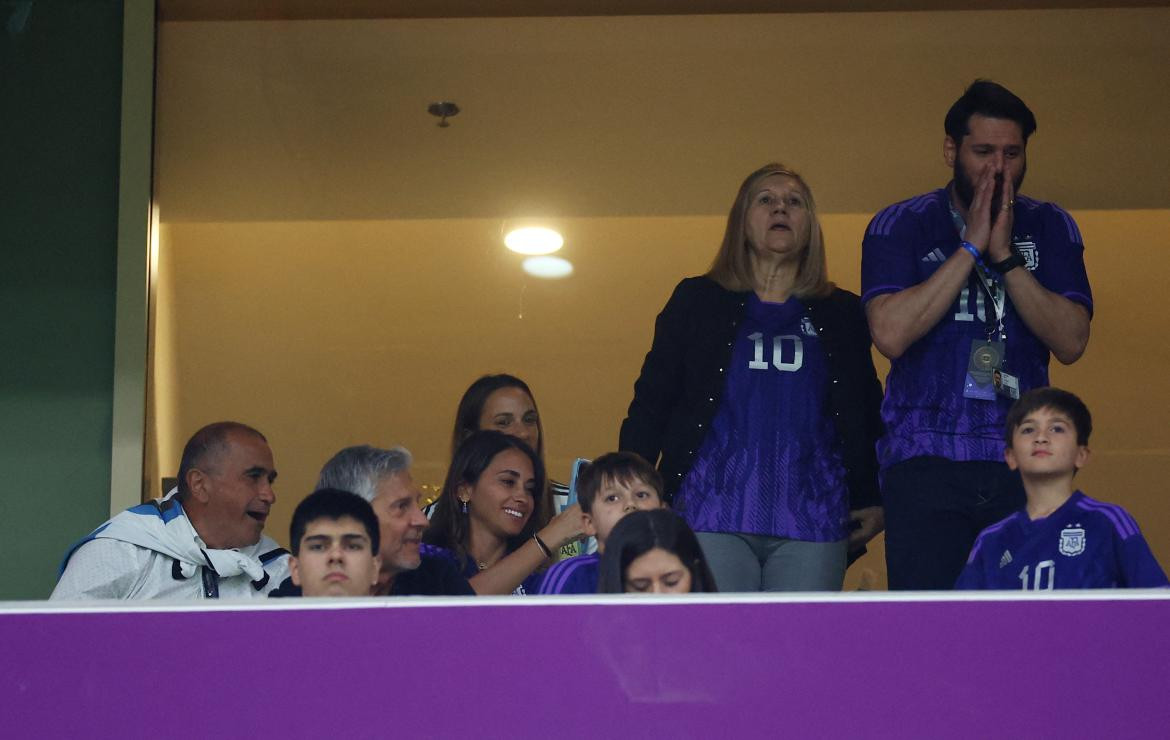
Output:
[445, 373, 584, 557]
[423, 430, 577, 595]
[619, 163, 885, 592]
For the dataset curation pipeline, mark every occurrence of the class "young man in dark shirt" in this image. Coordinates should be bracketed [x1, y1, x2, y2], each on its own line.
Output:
[287, 488, 382, 598]
[272, 445, 473, 597]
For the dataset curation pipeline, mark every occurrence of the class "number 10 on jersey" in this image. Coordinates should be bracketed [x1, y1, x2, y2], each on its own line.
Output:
[1019, 560, 1055, 590]
[748, 333, 804, 372]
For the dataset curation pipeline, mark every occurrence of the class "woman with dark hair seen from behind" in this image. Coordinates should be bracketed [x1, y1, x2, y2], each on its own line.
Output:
[598, 509, 717, 594]
[423, 430, 577, 595]
[448, 374, 584, 557]
[619, 163, 884, 592]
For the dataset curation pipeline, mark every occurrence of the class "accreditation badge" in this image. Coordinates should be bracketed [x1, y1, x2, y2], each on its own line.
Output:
[963, 339, 1005, 401]
[993, 367, 1020, 400]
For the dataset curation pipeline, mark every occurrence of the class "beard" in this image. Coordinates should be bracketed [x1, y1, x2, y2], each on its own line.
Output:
[952, 159, 1027, 223]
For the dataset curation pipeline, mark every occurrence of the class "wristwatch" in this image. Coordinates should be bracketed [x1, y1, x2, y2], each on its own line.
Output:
[989, 252, 1026, 274]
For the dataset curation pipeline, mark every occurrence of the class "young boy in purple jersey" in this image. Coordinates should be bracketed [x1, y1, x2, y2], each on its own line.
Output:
[956, 388, 1168, 590]
[539, 452, 666, 595]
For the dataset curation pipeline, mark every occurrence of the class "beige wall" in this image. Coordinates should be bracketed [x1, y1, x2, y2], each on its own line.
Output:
[146, 221, 180, 499]
[152, 210, 1170, 587]
[155, 9, 1170, 221]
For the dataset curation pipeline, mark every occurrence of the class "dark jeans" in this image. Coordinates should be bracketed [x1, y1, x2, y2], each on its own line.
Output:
[883, 456, 1026, 591]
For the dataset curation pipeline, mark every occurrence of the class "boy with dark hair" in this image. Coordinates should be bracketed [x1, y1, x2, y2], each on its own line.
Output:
[286, 488, 382, 597]
[956, 388, 1167, 589]
[539, 452, 665, 595]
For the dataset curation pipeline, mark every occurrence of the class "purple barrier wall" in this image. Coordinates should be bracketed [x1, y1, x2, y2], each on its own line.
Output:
[3, 595, 1167, 738]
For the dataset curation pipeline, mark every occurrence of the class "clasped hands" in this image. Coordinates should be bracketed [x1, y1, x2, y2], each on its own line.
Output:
[962, 163, 1015, 264]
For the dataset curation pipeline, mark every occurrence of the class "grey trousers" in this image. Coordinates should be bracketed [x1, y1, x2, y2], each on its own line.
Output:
[696, 531, 847, 592]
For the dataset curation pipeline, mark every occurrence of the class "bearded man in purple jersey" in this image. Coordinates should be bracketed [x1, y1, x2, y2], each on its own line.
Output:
[861, 80, 1092, 590]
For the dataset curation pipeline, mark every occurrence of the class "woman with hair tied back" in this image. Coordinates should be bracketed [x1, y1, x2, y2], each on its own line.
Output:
[619, 163, 885, 592]
[598, 509, 717, 594]
[447, 374, 584, 558]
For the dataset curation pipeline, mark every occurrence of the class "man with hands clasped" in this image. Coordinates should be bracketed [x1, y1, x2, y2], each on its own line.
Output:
[861, 80, 1093, 590]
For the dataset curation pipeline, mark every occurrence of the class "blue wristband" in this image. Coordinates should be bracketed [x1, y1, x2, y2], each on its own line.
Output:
[959, 241, 983, 264]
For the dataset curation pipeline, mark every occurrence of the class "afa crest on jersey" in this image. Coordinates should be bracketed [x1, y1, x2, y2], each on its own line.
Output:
[800, 317, 818, 336]
[1013, 238, 1039, 270]
[1058, 526, 1086, 557]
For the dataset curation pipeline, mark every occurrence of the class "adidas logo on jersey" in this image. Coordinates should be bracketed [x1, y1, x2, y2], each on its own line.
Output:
[999, 550, 1013, 568]
[921, 248, 946, 263]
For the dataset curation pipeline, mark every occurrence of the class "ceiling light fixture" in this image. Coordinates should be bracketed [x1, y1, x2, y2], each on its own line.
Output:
[504, 226, 563, 255]
[427, 101, 460, 128]
[522, 256, 573, 279]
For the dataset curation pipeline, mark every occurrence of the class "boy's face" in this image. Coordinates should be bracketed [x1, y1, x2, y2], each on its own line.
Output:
[583, 475, 664, 552]
[290, 516, 381, 597]
[1005, 406, 1089, 478]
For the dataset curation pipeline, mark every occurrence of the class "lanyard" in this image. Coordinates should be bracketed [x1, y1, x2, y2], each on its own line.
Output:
[949, 204, 1007, 341]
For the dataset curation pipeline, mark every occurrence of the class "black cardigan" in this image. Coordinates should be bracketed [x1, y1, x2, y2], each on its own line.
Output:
[619, 276, 884, 512]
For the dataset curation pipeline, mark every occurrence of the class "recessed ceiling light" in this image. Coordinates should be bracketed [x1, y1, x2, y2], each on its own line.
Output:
[505, 227, 563, 255]
[522, 256, 573, 279]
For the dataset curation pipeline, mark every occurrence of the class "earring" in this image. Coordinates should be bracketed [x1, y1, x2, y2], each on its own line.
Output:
[461, 499, 468, 514]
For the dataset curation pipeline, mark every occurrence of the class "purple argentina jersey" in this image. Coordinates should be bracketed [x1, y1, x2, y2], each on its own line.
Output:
[955, 492, 1169, 590]
[861, 188, 1092, 470]
[538, 553, 600, 595]
[676, 295, 848, 542]
[429, 544, 544, 595]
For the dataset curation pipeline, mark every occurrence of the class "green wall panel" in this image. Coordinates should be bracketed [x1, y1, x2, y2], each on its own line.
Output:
[0, 0, 124, 599]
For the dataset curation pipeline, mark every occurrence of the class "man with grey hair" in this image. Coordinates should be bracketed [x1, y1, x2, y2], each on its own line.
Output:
[270, 445, 472, 597]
